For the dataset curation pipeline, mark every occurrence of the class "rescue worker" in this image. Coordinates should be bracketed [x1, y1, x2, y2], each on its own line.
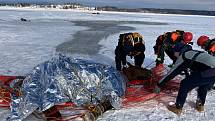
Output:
[197, 35, 215, 56]
[154, 30, 193, 66]
[157, 48, 215, 115]
[197, 35, 215, 90]
[115, 32, 145, 71]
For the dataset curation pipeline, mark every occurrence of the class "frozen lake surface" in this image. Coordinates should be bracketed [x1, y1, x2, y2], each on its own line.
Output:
[0, 8, 215, 121]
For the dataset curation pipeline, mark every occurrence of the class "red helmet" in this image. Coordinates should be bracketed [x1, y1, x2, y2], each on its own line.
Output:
[197, 35, 209, 46]
[183, 32, 193, 43]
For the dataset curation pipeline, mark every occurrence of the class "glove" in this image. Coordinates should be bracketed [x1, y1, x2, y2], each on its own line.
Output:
[168, 64, 174, 68]
[153, 85, 161, 94]
[122, 65, 127, 70]
[155, 57, 163, 66]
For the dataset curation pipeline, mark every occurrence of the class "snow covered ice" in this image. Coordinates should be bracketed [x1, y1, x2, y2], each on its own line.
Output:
[0, 7, 215, 121]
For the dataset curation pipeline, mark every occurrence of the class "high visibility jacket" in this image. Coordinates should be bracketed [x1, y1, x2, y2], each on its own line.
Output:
[154, 31, 185, 64]
[116, 32, 145, 56]
[205, 38, 215, 56]
[154, 31, 184, 52]
[158, 50, 215, 87]
[207, 44, 215, 56]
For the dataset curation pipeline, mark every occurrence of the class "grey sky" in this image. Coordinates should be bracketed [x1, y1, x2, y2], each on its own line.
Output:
[1, 0, 215, 11]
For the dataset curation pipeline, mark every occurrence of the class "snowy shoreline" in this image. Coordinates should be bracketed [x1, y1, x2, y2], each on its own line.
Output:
[1, 6, 215, 18]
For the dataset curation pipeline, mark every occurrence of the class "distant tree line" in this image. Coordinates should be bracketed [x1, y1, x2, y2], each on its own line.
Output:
[0, 3, 31, 7]
[97, 6, 215, 16]
[0, 2, 83, 7]
[1, 3, 215, 16]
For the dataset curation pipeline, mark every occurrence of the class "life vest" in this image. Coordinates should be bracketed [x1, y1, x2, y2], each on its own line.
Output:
[120, 32, 144, 46]
[153, 31, 180, 55]
[205, 39, 215, 54]
[163, 31, 181, 46]
[132, 32, 144, 44]
[120, 33, 133, 46]
[118, 32, 144, 55]
[209, 44, 215, 53]
[208, 44, 215, 56]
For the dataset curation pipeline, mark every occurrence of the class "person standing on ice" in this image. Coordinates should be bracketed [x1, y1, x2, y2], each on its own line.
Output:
[154, 30, 193, 66]
[115, 32, 145, 71]
[197, 35, 215, 90]
[157, 48, 215, 115]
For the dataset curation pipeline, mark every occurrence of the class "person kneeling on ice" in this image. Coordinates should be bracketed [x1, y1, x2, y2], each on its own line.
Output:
[197, 35, 215, 90]
[115, 32, 145, 70]
[157, 48, 215, 115]
[154, 30, 193, 67]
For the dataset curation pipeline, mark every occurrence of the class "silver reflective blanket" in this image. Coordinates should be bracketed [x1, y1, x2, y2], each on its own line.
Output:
[8, 55, 126, 121]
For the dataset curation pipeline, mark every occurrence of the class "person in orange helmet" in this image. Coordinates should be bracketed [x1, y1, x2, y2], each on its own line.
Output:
[154, 30, 193, 66]
[157, 48, 215, 115]
[197, 35, 215, 56]
[197, 35, 215, 90]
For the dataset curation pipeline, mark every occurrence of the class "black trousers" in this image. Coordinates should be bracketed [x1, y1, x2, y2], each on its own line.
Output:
[115, 46, 145, 70]
[165, 49, 177, 64]
[115, 46, 126, 71]
[176, 72, 215, 108]
[134, 54, 145, 68]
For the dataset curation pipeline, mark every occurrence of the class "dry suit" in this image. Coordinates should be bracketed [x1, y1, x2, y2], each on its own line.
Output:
[158, 50, 215, 108]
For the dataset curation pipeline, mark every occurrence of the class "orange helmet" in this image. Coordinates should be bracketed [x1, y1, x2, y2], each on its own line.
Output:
[197, 35, 209, 46]
[171, 32, 179, 42]
[183, 32, 193, 43]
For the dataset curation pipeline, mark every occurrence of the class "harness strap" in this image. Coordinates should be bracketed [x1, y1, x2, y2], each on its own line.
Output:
[182, 51, 203, 67]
